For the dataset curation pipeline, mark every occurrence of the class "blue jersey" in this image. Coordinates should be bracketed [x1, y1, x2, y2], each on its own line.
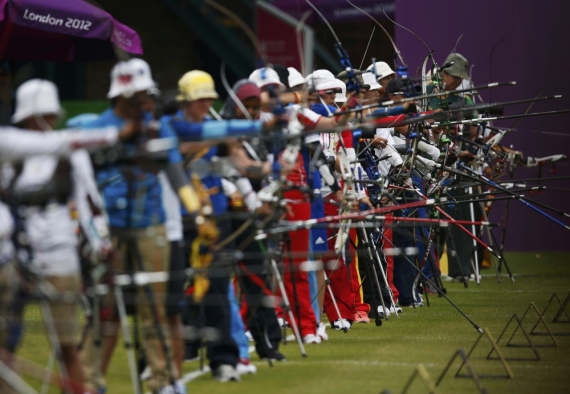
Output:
[163, 112, 228, 216]
[305, 103, 333, 253]
[83, 108, 183, 228]
[310, 103, 337, 118]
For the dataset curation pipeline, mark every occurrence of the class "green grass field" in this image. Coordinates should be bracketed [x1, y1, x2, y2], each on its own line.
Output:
[18, 252, 570, 393]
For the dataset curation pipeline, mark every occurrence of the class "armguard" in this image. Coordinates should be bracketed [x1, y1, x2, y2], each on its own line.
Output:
[178, 185, 201, 214]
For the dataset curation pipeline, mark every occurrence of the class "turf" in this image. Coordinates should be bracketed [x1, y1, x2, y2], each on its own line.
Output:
[17, 252, 570, 393]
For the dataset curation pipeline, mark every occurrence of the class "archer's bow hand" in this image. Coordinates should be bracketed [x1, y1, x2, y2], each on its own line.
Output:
[118, 119, 144, 142]
[334, 91, 360, 127]
[371, 136, 388, 148]
[359, 195, 375, 210]
[458, 150, 477, 164]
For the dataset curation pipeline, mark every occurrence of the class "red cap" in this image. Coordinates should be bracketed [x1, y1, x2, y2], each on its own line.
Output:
[237, 83, 261, 102]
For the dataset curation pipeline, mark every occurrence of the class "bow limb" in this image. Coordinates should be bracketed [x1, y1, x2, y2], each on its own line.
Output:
[421, 51, 433, 103]
[304, 0, 360, 93]
[220, 62, 253, 120]
[203, 0, 267, 64]
[345, 0, 406, 66]
[488, 38, 505, 104]
[295, 10, 313, 76]
[381, 4, 434, 65]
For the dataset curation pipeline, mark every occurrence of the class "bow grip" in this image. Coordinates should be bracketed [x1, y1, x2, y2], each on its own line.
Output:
[334, 42, 359, 93]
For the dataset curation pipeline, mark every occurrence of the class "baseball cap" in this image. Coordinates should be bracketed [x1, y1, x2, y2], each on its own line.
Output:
[385, 78, 408, 96]
[176, 70, 219, 102]
[443, 53, 469, 79]
[367, 61, 395, 82]
[385, 78, 422, 97]
[362, 72, 381, 90]
[107, 58, 156, 99]
[288, 67, 306, 88]
[337, 69, 370, 90]
[249, 67, 285, 89]
[305, 69, 344, 92]
[12, 79, 62, 124]
[236, 83, 261, 102]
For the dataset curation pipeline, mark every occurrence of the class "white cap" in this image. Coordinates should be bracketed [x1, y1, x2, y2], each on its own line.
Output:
[335, 80, 347, 103]
[12, 79, 62, 124]
[362, 72, 381, 90]
[249, 67, 285, 89]
[306, 69, 344, 91]
[107, 58, 156, 99]
[367, 61, 396, 82]
[287, 67, 306, 88]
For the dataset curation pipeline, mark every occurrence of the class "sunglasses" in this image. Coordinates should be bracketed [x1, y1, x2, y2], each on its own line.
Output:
[319, 89, 342, 95]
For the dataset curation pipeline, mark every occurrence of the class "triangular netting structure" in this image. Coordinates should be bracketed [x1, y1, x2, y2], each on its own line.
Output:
[400, 364, 440, 394]
[511, 302, 558, 348]
[456, 328, 513, 379]
[531, 292, 570, 336]
[436, 349, 488, 394]
[487, 314, 541, 361]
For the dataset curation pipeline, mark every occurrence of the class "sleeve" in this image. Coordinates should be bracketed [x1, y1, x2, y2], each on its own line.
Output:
[159, 117, 183, 164]
[298, 106, 322, 130]
[158, 171, 183, 242]
[71, 149, 111, 253]
[163, 162, 202, 215]
[0, 127, 119, 162]
[221, 178, 238, 197]
[168, 118, 262, 142]
[234, 177, 260, 212]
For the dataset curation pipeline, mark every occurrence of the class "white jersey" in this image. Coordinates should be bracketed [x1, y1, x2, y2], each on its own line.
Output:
[0, 127, 119, 274]
[11, 150, 107, 276]
[0, 126, 119, 162]
[374, 127, 398, 176]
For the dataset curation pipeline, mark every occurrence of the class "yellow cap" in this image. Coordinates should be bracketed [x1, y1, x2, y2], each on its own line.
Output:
[176, 70, 219, 102]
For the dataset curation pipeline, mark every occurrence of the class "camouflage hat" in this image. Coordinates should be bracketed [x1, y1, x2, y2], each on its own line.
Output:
[337, 69, 370, 90]
[443, 53, 469, 80]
